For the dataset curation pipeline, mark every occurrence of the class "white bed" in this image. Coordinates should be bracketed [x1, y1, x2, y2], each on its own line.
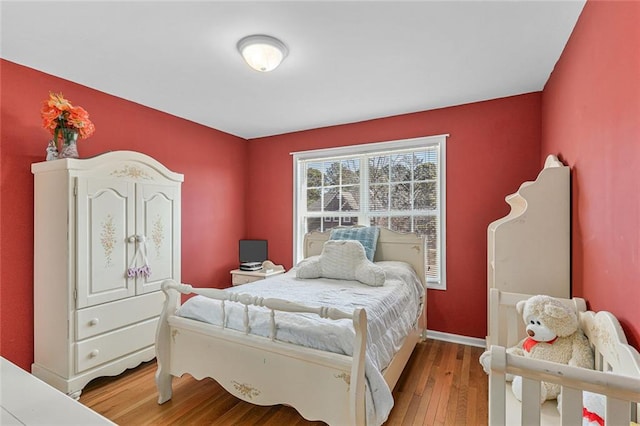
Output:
[486, 288, 640, 425]
[155, 227, 426, 426]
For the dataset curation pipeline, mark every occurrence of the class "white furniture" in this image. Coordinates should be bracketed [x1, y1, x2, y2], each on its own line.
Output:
[488, 154, 570, 298]
[486, 288, 640, 425]
[1, 357, 115, 425]
[230, 260, 285, 285]
[487, 154, 570, 345]
[155, 227, 426, 425]
[31, 151, 183, 398]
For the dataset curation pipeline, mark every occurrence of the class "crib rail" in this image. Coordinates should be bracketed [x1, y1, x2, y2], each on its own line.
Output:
[489, 345, 640, 426]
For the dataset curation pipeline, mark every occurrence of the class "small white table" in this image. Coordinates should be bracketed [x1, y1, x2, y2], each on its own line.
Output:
[231, 260, 285, 285]
[1, 357, 114, 425]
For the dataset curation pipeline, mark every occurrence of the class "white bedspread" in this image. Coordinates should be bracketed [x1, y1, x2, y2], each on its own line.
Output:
[177, 261, 423, 426]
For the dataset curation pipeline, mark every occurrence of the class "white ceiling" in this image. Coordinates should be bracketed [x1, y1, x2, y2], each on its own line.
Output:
[1, 1, 585, 139]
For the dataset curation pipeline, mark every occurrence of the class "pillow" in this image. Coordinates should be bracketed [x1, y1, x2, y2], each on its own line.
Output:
[330, 226, 380, 261]
[296, 240, 385, 287]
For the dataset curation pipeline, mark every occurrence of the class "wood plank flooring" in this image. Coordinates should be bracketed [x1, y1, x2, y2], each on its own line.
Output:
[79, 339, 488, 425]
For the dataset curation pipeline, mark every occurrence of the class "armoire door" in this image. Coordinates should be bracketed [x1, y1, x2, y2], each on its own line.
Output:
[135, 183, 180, 294]
[76, 177, 136, 308]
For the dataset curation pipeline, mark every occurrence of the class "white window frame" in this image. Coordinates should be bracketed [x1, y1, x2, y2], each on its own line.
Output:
[291, 134, 448, 290]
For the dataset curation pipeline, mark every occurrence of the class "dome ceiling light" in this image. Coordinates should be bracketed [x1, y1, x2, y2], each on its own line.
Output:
[237, 34, 288, 72]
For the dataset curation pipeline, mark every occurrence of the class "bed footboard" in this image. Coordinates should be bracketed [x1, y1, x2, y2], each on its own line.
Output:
[155, 279, 368, 425]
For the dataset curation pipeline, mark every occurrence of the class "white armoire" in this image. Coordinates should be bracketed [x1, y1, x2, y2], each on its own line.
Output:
[31, 151, 183, 398]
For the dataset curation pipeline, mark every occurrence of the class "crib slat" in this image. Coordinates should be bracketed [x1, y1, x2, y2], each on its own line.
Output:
[559, 387, 582, 426]
[521, 377, 541, 425]
[606, 397, 630, 425]
[506, 308, 519, 348]
[489, 346, 507, 426]
[489, 373, 506, 426]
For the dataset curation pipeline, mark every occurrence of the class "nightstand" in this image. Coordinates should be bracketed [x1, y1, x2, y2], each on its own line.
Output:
[231, 260, 285, 286]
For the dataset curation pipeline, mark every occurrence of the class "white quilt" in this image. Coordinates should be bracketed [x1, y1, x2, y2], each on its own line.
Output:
[177, 261, 423, 426]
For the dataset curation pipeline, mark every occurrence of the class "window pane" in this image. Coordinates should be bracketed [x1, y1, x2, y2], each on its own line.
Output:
[341, 186, 360, 211]
[341, 216, 358, 225]
[390, 216, 411, 233]
[306, 162, 322, 187]
[370, 184, 389, 211]
[323, 161, 340, 186]
[415, 215, 438, 279]
[414, 151, 437, 181]
[413, 182, 437, 210]
[307, 189, 321, 211]
[369, 216, 388, 228]
[369, 156, 389, 183]
[341, 159, 360, 184]
[323, 220, 341, 231]
[391, 153, 411, 182]
[390, 183, 411, 210]
[323, 188, 339, 212]
[306, 217, 322, 233]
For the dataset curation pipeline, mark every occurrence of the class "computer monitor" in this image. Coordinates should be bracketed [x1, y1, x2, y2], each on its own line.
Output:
[239, 239, 268, 263]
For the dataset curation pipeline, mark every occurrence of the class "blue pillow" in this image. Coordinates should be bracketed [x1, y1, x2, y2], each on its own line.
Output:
[330, 226, 380, 262]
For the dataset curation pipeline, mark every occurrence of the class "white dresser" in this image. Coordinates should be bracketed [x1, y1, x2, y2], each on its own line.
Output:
[1, 357, 114, 425]
[31, 151, 183, 398]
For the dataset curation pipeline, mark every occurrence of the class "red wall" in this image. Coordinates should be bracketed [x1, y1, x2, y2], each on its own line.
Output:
[6, 0, 635, 372]
[246, 94, 542, 339]
[0, 60, 248, 369]
[541, 0, 640, 348]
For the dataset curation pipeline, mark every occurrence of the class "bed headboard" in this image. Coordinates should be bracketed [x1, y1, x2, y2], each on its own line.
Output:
[303, 227, 426, 288]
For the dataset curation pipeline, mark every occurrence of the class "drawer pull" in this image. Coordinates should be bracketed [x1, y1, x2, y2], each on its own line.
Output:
[89, 318, 99, 326]
[89, 349, 99, 358]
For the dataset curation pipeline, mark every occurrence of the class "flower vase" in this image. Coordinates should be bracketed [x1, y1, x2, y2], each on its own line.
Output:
[45, 140, 59, 161]
[58, 129, 80, 159]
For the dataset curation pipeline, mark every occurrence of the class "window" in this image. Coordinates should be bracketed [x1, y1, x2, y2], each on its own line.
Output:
[292, 134, 447, 289]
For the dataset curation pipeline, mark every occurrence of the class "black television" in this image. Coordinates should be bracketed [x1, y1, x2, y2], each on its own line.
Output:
[239, 239, 268, 263]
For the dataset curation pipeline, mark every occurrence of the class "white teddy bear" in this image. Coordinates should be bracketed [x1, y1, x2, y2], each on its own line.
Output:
[480, 294, 594, 403]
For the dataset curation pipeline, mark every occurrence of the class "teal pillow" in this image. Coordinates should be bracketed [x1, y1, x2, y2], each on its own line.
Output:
[330, 226, 380, 262]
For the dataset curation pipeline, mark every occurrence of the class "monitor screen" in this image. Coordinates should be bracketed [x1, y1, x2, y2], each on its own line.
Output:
[239, 239, 268, 263]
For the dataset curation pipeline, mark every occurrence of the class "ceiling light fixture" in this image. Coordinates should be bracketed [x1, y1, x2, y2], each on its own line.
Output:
[237, 34, 288, 72]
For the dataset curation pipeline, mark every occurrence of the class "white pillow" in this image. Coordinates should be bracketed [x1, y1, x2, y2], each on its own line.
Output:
[296, 240, 385, 287]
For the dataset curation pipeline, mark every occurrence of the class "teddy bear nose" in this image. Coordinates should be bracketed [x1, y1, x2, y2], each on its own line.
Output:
[527, 330, 535, 337]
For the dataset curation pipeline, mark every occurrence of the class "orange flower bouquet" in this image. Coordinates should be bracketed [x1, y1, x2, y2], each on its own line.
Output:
[41, 92, 95, 159]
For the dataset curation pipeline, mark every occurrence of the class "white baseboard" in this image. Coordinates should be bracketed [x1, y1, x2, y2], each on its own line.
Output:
[426, 329, 486, 348]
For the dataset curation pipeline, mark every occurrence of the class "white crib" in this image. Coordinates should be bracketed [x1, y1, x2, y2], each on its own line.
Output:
[486, 288, 640, 425]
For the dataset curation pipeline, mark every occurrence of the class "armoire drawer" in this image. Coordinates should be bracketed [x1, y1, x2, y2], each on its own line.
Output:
[76, 317, 159, 373]
[76, 291, 165, 340]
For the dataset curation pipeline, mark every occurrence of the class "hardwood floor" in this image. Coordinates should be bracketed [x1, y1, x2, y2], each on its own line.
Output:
[79, 339, 488, 425]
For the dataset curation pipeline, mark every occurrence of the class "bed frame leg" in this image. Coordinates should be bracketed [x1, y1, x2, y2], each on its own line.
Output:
[155, 280, 180, 404]
[350, 308, 367, 426]
[155, 367, 173, 404]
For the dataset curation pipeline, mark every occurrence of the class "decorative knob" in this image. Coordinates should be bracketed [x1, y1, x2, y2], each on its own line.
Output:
[89, 349, 99, 358]
[128, 236, 137, 243]
[89, 318, 99, 326]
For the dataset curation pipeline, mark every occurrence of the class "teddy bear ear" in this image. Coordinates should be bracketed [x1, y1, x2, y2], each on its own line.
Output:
[544, 304, 567, 319]
[516, 300, 526, 315]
